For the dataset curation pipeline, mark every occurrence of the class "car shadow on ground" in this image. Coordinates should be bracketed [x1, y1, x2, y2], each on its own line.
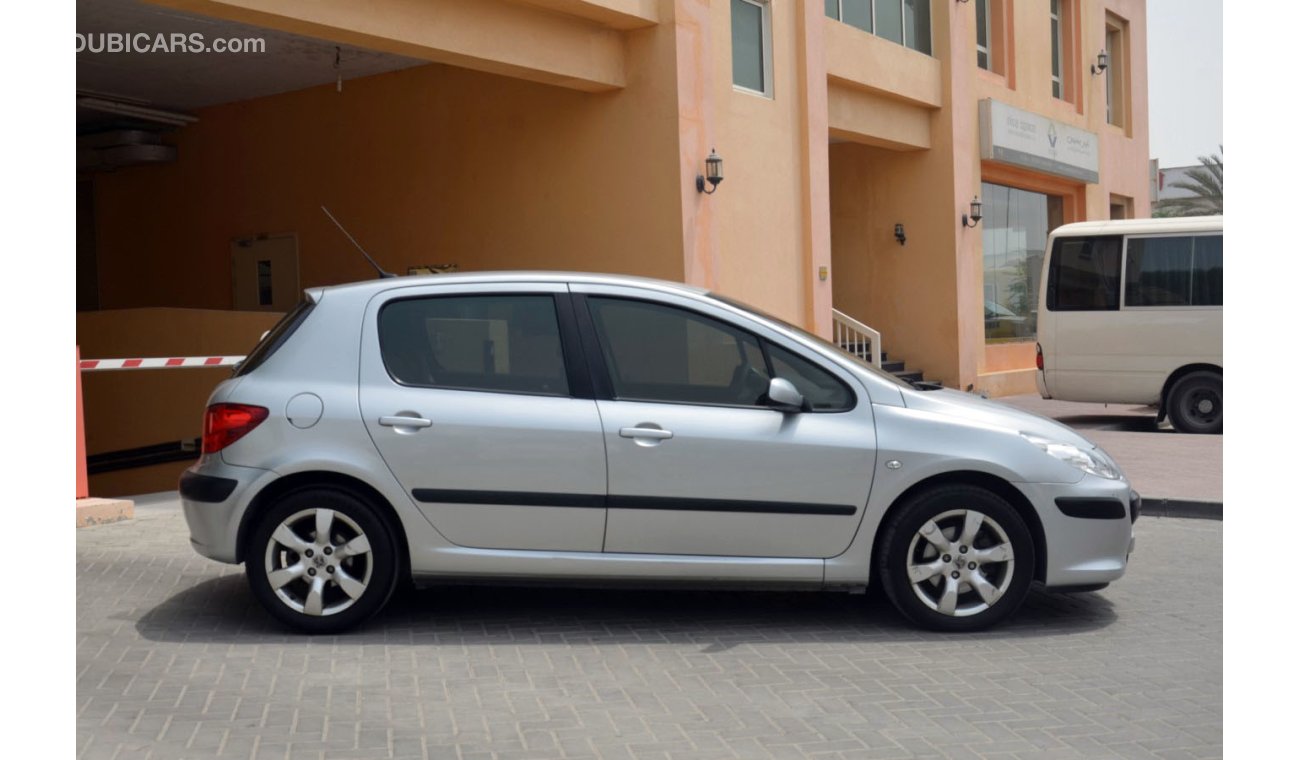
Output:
[132, 574, 1116, 647]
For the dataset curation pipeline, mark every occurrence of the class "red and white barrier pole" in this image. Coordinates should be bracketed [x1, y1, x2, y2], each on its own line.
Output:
[78, 355, 246, 371]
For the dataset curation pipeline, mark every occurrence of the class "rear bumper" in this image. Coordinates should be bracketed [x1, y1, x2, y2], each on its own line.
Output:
[180, 457, 270, 564]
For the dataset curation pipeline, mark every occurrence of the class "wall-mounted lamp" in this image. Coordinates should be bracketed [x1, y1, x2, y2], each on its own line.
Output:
[894, 224, 907, 246]
[696, 149, 724, 194]
[1091, 49, 1109, 75]
[961, 196, 983, 228]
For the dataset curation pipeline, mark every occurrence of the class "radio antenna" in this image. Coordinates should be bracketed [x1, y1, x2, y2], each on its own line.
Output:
[321, 205, 396, 279]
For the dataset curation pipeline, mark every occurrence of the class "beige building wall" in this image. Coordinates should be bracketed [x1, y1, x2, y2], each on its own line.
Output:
[94, 53, 688, 310]
[88, 0, 1149, 396]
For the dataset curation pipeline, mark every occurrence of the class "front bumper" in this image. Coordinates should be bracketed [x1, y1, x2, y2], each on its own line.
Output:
[179, 457, 271, 564]
[1017, 476, 1138, 588]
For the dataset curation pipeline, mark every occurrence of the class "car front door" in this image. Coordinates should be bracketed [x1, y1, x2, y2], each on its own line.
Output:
[359, 283, 607, 552]
[573, 286, 876, 559]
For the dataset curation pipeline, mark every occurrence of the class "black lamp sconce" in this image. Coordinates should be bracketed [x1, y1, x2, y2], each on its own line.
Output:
[962, 196, 983, 228]
[696, 149, 724, 194]
[1091, 49, 1109, 75]
[894, 224, 907, 245]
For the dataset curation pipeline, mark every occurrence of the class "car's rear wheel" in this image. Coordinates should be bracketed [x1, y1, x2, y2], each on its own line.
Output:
[878, 485, 1034, 632]
[1167, 371, 1222, 434]
[246, 488, 399, 633]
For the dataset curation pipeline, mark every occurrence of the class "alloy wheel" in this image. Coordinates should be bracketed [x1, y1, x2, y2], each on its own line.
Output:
[263, 507, 374, 616]
[905, 508, 1015, 617]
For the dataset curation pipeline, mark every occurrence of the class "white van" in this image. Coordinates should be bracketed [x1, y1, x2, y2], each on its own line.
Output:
[1035, 216, 1222, 434]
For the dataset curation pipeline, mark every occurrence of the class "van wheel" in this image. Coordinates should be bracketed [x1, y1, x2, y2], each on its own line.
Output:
[878, 485, 1034, 632]
[246, 488, 399, 634]
[1167, 371, 1222, 434]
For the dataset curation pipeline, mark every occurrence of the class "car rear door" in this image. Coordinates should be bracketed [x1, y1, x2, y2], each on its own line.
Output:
[571, 285, 875, 559]
[358, 282, 607, 552]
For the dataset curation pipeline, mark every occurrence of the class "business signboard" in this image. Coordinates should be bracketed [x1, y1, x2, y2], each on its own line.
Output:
[979, 99, 1099, 183]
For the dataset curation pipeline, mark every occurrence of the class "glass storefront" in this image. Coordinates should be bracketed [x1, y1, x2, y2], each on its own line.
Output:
[981, 182, 1063, 343]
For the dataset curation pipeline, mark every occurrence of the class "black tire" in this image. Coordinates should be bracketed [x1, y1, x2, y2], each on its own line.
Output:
[246, 488, 400, 634]
[1166, 371, 1222, 434]
[878, 485, 1035, 632]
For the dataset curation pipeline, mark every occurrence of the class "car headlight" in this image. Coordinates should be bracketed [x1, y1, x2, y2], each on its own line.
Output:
[1020, 433, 1122, 480]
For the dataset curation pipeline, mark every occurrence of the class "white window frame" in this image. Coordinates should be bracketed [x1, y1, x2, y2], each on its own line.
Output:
[732, 0, 774, 99]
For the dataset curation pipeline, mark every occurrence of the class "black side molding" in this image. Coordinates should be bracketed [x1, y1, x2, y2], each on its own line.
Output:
[1055, 497, 1128, 520]
[413, 489, 856, 516]
[412, 489, 605, 509]
[179, 471, 239, 503]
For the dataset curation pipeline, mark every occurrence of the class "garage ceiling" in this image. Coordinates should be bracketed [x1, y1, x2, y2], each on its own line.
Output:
[77, 0, 425, 128]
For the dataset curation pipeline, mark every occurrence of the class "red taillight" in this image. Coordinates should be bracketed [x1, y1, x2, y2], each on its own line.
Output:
[1035, 343, 1044, 371]
[202, 403, 269, 454]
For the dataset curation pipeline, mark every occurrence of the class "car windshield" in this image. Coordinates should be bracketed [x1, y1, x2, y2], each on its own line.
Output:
[706, 293, 912, 388]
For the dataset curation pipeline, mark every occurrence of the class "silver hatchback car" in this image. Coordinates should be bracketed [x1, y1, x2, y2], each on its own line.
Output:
[181, 272, 1137, 633]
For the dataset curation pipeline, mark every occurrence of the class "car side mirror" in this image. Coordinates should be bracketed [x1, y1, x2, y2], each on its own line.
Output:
[767, 377, 805, 413]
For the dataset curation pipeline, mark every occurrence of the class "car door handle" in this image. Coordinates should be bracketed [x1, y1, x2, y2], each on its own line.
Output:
[379, 415, 433, 429]
[620, 426, 672, 440]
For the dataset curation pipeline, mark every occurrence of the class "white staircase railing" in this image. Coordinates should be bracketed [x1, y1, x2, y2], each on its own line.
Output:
[831, 309, 882, 368]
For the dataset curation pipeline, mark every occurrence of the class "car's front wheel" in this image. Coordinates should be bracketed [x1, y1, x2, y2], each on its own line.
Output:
[878, 485, 1034, 632]
[246, 488, 399, 633]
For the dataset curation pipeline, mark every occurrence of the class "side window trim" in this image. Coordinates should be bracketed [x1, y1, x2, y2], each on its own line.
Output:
[578, 294, 772, 409]
[574, 293, 856, 413]
[376, 292, 584, 399]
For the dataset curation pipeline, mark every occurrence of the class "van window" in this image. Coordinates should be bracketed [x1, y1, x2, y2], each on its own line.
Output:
[1192, 235, 1223, 306]
[1125, 234, 1223, 307]
[1046, 236, 1122, 311]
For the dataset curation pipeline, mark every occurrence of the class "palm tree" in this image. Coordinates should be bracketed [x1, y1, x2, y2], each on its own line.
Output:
[1159, 148, 1223, 216]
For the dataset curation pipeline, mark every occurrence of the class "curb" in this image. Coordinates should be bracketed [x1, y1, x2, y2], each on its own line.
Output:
[1141, 498, 1221, 521]
[76, 497, 135, 528]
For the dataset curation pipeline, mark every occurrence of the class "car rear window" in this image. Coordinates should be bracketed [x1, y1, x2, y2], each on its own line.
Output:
[233, 299, 315, 377]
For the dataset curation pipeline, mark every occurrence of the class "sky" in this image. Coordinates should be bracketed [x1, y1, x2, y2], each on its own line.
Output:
[1146, 0, 1223, 168]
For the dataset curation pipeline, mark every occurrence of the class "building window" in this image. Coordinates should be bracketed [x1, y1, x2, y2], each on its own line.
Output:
[732, 0, 773, 97]
[1105, 12, 1128, 127]
[1050, 0, 1064, 98]
[974, 0, 1007, 76]
[825, 1, 931, 56]
[982, 182, 1064, 343]
[1109, 194, 1132, 220]
[976, 0, 992, 70]
[826, 1, 872, 34]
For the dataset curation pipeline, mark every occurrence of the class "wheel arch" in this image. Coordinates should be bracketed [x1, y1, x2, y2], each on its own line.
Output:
[870, 471, 1049, 583]
[235, 470, 411, 581]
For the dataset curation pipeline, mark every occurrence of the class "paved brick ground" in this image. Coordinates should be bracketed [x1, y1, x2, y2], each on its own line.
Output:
[79, 502, 1221, 759]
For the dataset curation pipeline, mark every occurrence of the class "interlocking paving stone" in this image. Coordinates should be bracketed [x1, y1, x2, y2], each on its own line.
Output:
[79, 503, 1221, 759]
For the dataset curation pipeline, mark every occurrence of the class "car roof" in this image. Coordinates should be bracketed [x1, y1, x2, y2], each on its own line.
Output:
[306, 271, 711, 302]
